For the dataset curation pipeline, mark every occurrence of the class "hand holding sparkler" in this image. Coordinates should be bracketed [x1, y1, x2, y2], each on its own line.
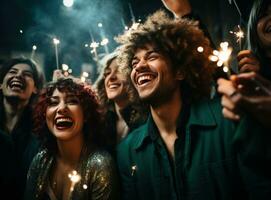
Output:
[217, 72, 271, 128]
[237, 50, 260, 73]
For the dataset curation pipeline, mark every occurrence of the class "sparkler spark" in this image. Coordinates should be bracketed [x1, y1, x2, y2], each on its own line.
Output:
[31, 45, 37, 60]
[209, 42, 232, 76]
[68, 170, 81, 192]
[230, 25, 244, 50]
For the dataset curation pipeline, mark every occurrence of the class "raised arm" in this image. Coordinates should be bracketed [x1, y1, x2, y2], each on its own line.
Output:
[161, 0, 192, 18]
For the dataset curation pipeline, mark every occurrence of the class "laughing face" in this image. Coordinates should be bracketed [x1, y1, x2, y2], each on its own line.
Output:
[104, 59, 129, 103]
[1, 63, 37, 102]
[46, 89, 84, 141]
[131, 44, 181, 104]
[257, 5, 271, 54]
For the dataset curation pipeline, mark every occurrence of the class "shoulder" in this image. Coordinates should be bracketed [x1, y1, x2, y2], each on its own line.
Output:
[87, 150, 115, 168]
[29, 149, 50, 170]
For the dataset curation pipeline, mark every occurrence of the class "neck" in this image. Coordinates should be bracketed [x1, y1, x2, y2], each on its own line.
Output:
[3, 97, 27, 133]
[114, 98, 129, 111]
[150, 89, 182, 135]
[56, 135, 84, 167]
[114, 101, 129, 118]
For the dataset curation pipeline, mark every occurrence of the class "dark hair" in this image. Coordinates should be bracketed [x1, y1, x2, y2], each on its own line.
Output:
[0, 57, 45, 103]
[247, 0, 271, 79]
[116, 10, 216, 102]
[33, 78, 103, 154]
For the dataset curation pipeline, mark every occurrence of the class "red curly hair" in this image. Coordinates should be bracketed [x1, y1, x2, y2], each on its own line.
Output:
[33, 78, 103, 153]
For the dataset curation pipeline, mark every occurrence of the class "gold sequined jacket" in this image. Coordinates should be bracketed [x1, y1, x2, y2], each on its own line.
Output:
[24, 149, 119, 200]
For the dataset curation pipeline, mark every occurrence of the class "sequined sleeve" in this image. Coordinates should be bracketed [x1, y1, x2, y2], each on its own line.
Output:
[24, 150, 52, 200]
[88, 151, 119, 200]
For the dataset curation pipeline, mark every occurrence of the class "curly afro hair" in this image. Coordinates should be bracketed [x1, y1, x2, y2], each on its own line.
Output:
[116, 10, 216, 102]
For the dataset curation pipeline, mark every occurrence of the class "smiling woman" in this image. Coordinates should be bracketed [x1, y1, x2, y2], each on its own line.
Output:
[0, 57, 44, 199]
[25, 78, 119, 200]
[95, 50, 148, 156]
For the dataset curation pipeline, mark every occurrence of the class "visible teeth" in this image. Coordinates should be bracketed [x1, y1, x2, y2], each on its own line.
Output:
[56, 117, 72, 124]
[137, 75, 153, 85]
[109, 84, 119, 89]
[10, 81, 23, 88]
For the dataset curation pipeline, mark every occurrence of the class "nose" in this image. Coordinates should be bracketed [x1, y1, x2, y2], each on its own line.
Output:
[107, 70, 117, 81]
[57, 101, 68, 114]
[134, 58, 148, 72]
[14, 70, 24, 79]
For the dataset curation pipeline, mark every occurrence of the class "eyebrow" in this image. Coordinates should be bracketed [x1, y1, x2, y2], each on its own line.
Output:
[132, 50, 157, 60]
[10, 67, 33, 74]
[50, 94, 78, 99]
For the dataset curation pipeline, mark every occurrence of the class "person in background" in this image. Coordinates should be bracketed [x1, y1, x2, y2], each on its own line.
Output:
[218, 0, 271, 122]
[95, 51, 147, 155]
[25, 78, 118, 200]
[0, 57, 44, 200]
[116, 10, 271, 199]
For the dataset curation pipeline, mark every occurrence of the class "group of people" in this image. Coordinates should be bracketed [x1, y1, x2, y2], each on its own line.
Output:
[0, 0, 271, 199]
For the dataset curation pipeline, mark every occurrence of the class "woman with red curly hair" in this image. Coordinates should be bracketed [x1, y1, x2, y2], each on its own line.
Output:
[24, 78, 118, 200]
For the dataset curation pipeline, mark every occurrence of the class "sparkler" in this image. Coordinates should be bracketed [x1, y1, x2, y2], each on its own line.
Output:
[230, 25, 244, 51]
[100, 38, 109, 54]
[80, 71, 89, 83]
[68, 170, 81, 192]
[90, 41, 99, 61]
[229, 0, 244, 51]
[209, 42, 233, 77]
[53, 38, 60, 69]
[128, 3, 136, 23]
[31, 45, 37, 60]
[88, 31, 100, 61]
[97, 22, 109, 54]
[121, 18, 129, 31]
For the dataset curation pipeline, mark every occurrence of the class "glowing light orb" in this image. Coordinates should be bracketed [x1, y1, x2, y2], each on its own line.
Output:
[63, 0, 74, 7]
[53, 38, 60, 45]
[62, 64, 69, 71]
[32, 45, 37, 50]
[68, 170, 81, 183]
[197, 46, 204, 53]
[82, 72, 89, 77]
[100, 38, 109, 46]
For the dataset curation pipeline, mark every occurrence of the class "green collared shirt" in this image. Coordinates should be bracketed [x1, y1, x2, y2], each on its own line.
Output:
[117, 97, 271, 200]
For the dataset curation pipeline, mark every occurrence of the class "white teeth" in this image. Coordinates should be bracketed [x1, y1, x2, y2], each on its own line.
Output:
[108, 84, 119, 89]
[56, 117, 72, 124]
[137, 75, 153, 85]
[10, 81, 23, 88]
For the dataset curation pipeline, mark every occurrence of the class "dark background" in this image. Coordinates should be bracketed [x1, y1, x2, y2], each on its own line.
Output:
[0, 0, 254, 81]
